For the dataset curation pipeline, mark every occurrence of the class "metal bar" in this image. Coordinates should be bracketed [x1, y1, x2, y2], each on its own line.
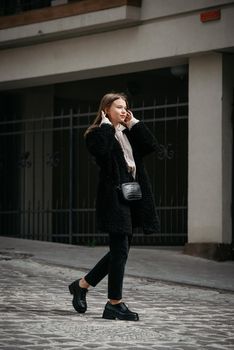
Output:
[0, 206, 186, 215]
[0, 116, 189, 136]
[27, 201, 31, 239]
[69, 110, 73, 244]
[37, 200, 40, 240]
[164, 97, 168, 234]
[22, 121, 26, 239]
[42, 117, 45, 240]
[32, 126, 36, 238]
[0, 102, 188, 126]
[46, 200, 50, 241]
[55, 199, 58, 239]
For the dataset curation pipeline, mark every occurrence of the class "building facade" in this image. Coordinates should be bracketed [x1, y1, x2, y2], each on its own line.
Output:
[0, 0, 234, 258]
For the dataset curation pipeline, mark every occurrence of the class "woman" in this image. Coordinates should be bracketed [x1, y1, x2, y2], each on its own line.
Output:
[69, 92, 160, 321]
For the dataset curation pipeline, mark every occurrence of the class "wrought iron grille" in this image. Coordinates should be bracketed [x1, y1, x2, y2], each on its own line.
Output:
[0, 98, 188, 245]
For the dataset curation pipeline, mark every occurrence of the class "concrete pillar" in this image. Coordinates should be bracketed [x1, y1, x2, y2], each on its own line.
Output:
[185, 53, 233, 260]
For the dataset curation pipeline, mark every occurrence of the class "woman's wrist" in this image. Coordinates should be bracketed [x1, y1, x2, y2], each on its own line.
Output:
[127, 117, 139, 129]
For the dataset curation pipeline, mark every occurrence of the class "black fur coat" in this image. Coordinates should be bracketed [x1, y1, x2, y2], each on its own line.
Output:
[85, 122, 160, 235]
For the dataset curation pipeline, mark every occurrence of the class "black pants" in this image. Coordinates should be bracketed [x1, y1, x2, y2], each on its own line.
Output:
[84, 233, 133, 300]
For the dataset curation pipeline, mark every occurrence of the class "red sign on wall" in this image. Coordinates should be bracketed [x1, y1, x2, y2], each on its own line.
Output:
[200, 9, 221, 23]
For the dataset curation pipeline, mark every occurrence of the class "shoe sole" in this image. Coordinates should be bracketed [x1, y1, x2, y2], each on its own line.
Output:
[102, 308, 139, 321]
[68, 282, 86, 314]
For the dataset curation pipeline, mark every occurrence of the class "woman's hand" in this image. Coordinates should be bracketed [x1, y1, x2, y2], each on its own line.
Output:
[123, 110, 139, 129]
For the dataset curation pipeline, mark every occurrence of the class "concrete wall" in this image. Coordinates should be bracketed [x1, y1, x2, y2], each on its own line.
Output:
[141, 0, 234, 19]
[0, 1, 233, 89]
[188, 53, 233, 244]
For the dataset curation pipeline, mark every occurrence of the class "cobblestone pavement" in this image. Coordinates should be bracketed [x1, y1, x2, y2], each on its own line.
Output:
[0, 250, 234, 350]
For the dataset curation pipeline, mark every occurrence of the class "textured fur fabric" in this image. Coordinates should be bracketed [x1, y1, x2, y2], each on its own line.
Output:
[85, 122, 160, 235]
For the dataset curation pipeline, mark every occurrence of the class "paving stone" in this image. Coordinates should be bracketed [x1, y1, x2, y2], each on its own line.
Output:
[0, 258, 234, 349]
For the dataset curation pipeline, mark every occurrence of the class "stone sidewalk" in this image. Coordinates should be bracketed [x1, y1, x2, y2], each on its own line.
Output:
[0, 249, 234, 350]
[1, 237, 234, 291]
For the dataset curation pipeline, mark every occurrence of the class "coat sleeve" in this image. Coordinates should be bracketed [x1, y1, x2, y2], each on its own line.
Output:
[85, 124, 116, 158]
[129, 121, 159, 157]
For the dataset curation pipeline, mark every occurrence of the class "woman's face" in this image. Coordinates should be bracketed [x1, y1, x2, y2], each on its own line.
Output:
[105, 98, 127, 127]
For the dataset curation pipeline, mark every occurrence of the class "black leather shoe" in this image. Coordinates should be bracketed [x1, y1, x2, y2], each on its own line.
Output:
[102, 301, 139, 321]
[68, 279, 88, 313]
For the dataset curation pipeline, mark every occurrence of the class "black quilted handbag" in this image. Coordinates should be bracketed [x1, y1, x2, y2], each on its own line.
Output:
[118, 182, 142, 201]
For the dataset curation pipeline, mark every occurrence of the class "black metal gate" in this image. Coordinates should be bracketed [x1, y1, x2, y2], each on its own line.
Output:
[0, 97, 188, 245]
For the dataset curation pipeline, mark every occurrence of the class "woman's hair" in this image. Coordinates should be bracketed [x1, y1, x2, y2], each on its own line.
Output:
[84, 92, 129, 137]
